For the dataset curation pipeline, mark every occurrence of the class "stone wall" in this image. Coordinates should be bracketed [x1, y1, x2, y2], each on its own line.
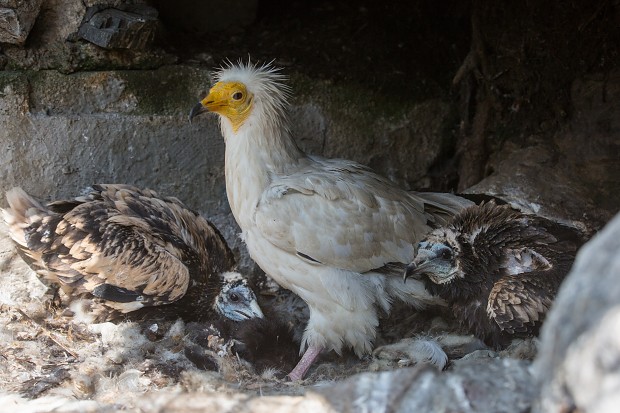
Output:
[0, 66, 454, 212]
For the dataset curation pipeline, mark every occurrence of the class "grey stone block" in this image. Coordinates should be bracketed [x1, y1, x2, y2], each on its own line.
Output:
[78, 5, 159, 50]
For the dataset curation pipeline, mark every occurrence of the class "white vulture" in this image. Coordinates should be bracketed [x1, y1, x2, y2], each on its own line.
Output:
[189, 61, 473, 380]
[2, 184, 264, 323]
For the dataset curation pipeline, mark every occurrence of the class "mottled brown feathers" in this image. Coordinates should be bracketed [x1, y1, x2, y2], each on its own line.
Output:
[411, 201, 585, 348]
[3, 184, 237, 322]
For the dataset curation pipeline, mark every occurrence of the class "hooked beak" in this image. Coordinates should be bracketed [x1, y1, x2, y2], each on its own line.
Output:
[188, 84, 226, 123]
[188, 88, 218, 123]
[235, 299, 264, 320]
[403, 262, 418, 282]
[403, 249, 438, 282]
[188, 102, 207, 123]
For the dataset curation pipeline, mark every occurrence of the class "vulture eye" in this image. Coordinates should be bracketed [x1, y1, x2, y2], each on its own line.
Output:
[232, 92, 243, 100]
[229, 292, 240, 302]
[439, 248, 453, 260]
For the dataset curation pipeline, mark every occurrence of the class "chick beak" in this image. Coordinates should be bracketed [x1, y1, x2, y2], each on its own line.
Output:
[403, 262, 418, 282]
[235, 299, 264, 320]
[403, 249, 437, 282]
[248, 299, 264, 319]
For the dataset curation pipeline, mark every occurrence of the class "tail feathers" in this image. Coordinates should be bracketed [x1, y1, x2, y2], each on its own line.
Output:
[3, 188, 61, 283]
[3, 187, 51, 247]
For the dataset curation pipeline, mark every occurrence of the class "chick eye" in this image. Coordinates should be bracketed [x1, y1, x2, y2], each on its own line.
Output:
[439, 248, 453, 260]
[232, 92, 243, 100]
[229, 292, 240, 302]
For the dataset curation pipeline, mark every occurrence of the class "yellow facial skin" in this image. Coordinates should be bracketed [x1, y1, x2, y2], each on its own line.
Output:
[200, 81, 254, 132]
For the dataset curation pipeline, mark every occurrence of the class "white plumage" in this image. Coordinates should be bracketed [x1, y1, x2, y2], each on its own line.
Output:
[189, 61, 472, 380]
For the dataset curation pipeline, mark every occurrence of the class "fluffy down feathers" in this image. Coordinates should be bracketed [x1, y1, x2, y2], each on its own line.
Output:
[190, 60, 473, 380]
[405, 201, 585, 348]
[2, 184, 263, 323]
[194, 313, 299, 375]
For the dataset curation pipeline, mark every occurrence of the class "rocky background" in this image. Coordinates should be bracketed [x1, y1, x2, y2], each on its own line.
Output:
[0, 0, 619, 411]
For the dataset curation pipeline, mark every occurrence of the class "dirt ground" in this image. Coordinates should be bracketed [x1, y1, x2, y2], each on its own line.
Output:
[0, 218, 475, 406]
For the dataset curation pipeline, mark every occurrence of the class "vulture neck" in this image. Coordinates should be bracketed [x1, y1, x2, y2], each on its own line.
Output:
[221, 111, 305, 229]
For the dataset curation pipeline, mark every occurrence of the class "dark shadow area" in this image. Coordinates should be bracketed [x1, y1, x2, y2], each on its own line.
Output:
[151, 0, 619, 191]
[152, 0, 473, 99]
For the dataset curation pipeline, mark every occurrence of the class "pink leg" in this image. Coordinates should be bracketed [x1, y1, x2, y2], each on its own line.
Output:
[287, 345, 323, 381]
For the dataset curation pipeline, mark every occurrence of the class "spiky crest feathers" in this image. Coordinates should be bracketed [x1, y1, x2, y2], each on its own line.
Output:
[214, 60, 291, 118]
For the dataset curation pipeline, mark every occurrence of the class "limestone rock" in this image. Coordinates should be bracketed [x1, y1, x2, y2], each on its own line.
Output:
[1, 0, 175, 73]
[465, 69, 620, 233]
[31, 0, 84, 44]
[533, 212, 620, 413]
[0, 67, 452, 223]
[78, 5, 159, 50]
[315, 359, 534, 413]
[0, 67, 216, 213]
[0, 0, 42, 44]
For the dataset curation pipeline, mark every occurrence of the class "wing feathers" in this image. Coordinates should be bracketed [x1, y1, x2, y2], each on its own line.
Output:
[3, 185, 233, 316]
[256, 157, 434, 273]
[488, 274, 554, 334]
